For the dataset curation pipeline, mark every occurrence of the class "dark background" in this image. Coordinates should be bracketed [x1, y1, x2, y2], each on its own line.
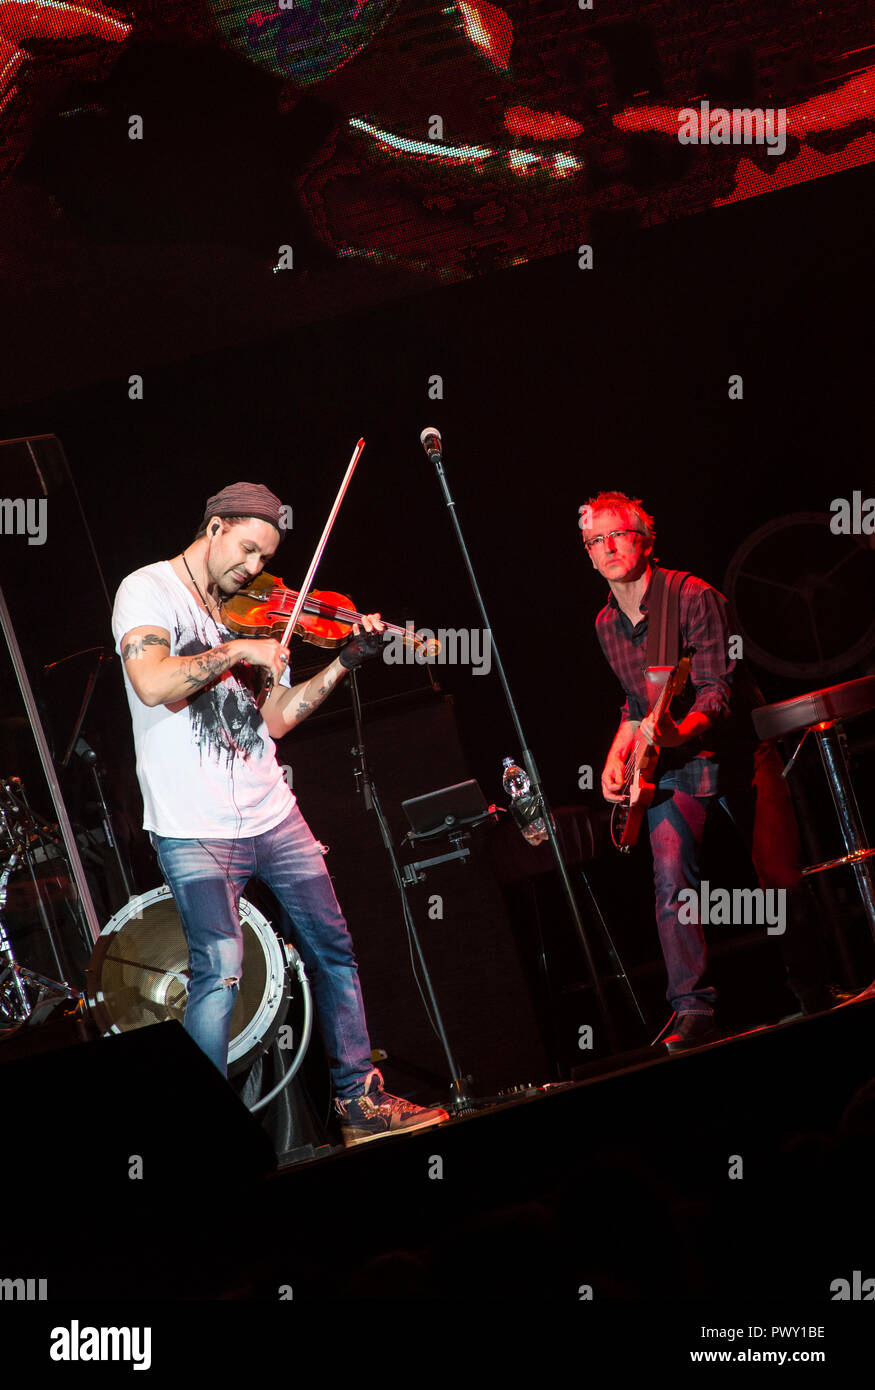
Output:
[2, 2, 875, 1326]
[1, 139, 874, 1089]
[2, 152, 872, 785]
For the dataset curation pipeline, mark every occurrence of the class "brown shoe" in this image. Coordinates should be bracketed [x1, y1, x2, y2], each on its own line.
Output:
[335, 1069, 449, 1147]
[664, 1013, 721, 1054]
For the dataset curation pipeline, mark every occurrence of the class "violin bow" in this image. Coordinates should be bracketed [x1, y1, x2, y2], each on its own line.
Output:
[275, 437, 366, 657]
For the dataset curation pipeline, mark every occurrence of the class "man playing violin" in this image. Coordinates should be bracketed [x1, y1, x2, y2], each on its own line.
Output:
[582, 490, 839, 1052]
[112, 481, 448, 1145]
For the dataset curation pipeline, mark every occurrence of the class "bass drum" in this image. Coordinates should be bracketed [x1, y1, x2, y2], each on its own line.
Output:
[85, 884, 294, 1076]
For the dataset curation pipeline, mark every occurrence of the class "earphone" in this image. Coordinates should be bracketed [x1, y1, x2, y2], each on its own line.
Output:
[211, 524, 219, 536]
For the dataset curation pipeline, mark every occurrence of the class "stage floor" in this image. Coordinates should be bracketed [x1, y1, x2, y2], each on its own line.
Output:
[2, 987, 874, 1308]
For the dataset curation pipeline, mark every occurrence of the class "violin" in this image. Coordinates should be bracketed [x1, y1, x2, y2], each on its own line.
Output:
[220, 572, 436, 657]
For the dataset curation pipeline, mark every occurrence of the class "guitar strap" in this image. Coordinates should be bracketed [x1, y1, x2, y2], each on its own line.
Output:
[644, 567, 690, 670]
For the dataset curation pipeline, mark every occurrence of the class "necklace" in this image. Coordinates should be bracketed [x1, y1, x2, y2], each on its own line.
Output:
[182, 551, 223, 629]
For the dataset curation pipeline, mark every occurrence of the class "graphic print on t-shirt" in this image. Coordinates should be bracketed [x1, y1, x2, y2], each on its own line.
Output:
[176, 622, 265, 766]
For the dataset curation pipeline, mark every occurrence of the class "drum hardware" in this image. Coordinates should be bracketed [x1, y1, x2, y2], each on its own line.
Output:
[29, 839, 67, 866]
[0, 778, 84, 1029]
[0, 900, 83, 1030]
[0, 778, 86, 1001]
[0, 853, 33, 1025]
[0, 584, 103, 950]
[0, 921, 84, 1030]
[2, 961, 85, 1041]
[85, 884, 313, 1107]
[2, 821, 105, 868]
[9, 962, 82, 1001]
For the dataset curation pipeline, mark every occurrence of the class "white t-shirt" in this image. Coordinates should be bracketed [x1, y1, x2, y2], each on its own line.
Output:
[112, 561, 294, 838]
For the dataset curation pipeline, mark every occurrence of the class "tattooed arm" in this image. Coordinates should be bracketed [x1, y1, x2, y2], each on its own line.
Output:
[119, 626, 288, 708]
[260, 657, 348, 737]
[259, 614, 385, 737]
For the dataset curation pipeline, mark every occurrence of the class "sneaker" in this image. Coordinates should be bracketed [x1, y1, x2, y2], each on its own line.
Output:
[664, 1013, 721, 1054]
[335, 1069, 450, 1148]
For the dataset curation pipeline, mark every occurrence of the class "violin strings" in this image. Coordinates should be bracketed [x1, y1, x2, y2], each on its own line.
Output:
[247, 588, 408, 638]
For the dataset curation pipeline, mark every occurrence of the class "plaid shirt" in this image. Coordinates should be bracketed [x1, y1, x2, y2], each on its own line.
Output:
[595, 565, 762, 795]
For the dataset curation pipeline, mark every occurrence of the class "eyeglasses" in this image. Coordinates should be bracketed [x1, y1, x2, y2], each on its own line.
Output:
[583, 528, 645, 551]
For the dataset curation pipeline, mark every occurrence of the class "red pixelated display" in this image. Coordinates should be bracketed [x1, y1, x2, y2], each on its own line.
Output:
[0, 0, 873, 342]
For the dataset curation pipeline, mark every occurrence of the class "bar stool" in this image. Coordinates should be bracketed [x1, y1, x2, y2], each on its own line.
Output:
[752, 675, 875, 948]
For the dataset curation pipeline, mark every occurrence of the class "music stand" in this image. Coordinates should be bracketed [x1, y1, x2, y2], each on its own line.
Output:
[400, 780, 497, 885]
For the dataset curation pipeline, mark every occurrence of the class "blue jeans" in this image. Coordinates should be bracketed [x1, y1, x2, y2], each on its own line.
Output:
[646, 742, 825, 1016]
[150, 805, 373, 1096]
[647, 788, 717, 1016]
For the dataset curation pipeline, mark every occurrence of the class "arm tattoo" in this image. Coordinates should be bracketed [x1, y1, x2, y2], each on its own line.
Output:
[285, 663, 343, 727]
[180, 643, 235, 692]
[122, 633, 234, 697]
[122, 633, 170, 661]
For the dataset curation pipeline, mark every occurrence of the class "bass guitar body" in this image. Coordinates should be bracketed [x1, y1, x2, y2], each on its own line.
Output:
[610, 647, 695, 853]
[610, 745, 658, 851]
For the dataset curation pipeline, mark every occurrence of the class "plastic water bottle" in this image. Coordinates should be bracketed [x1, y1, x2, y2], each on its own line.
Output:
[501, 757, 548, 845]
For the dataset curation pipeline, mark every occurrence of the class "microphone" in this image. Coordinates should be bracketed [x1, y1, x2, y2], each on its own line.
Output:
[74, 737, 98, 767]
[420, 426, 442, 463]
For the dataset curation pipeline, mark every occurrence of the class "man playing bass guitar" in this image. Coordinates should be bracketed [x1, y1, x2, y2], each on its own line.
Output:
[582, 490, 837, 1052]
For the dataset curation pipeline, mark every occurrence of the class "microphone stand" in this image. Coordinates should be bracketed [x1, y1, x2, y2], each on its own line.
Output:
[76, 745, 135, 905]
[56, 648, 135, 903]
[347, 669, 475, 1111]
[424, 440, 618, 1051]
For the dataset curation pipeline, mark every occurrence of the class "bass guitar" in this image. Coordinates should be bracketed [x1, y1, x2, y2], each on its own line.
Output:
[610, 645, 695, 852]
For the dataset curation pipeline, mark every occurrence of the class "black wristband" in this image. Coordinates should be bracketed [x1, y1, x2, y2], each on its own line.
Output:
[338, 629, 383, 670]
